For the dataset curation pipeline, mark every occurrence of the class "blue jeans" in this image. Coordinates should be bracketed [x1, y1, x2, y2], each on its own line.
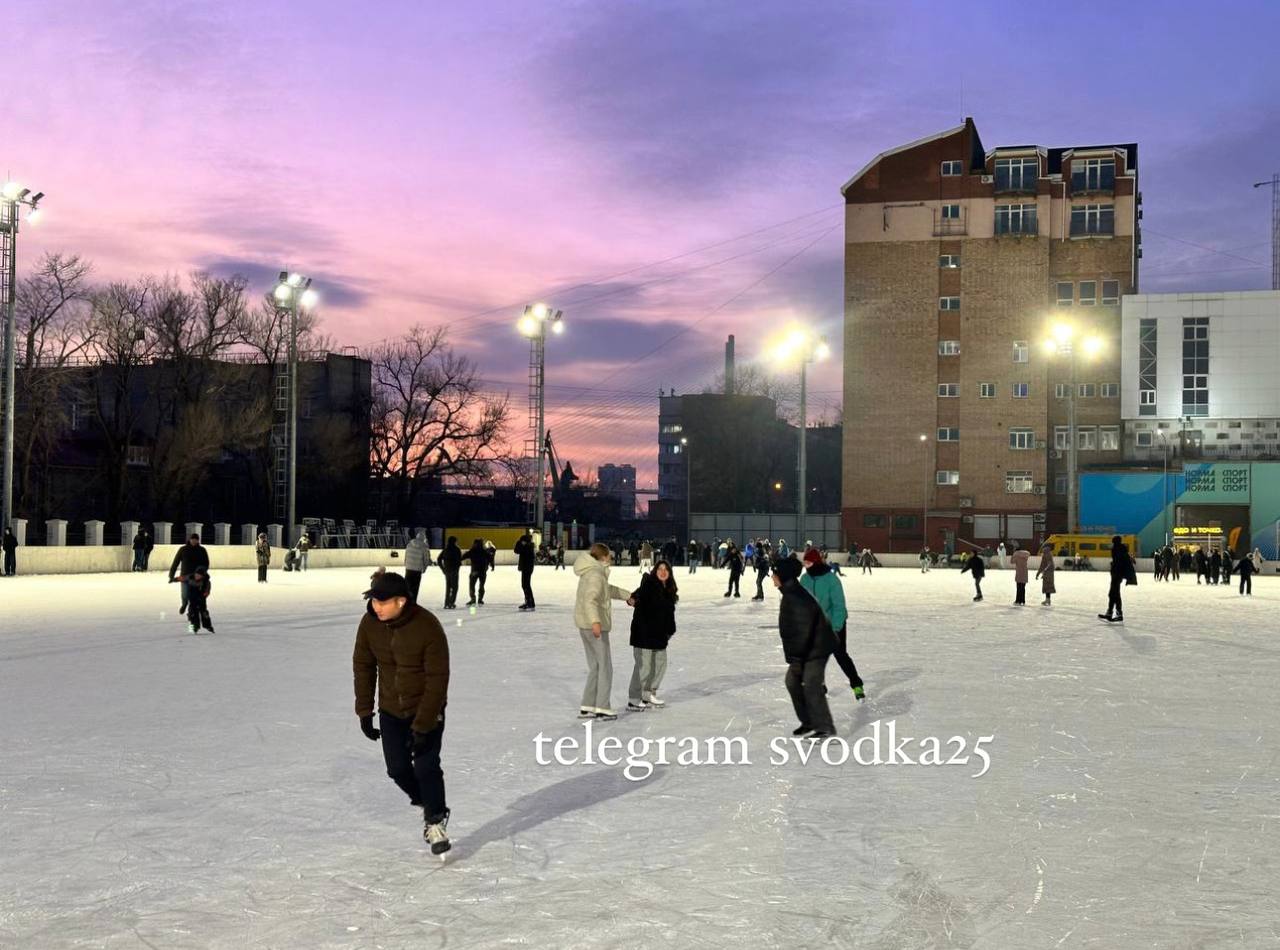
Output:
[379, 711, 447, 818]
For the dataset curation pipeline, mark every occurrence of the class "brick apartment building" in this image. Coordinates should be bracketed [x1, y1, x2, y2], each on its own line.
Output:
[841, 117, 1140, 552]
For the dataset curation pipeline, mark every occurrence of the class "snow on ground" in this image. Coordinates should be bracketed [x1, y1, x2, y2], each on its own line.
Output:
[1, 561, 1278, 949]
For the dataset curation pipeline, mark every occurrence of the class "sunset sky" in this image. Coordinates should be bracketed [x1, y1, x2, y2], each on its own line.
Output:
[7, 0, 1280, 494]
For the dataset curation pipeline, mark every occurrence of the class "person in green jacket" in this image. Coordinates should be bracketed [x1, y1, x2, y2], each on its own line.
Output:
[801, 548, 865, 701]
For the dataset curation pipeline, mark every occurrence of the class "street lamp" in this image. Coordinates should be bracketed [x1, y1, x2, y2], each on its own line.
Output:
[1157, 431, 1170, 544]
[0, 182, 44, 532]
[518, 302, 564, 534]
[766, 326, 830, 544]
[1042, 320, 1104, 535]
[680, 437, 691, 547]
[272, 271, 317, 546]
[920, 433, 929, 548]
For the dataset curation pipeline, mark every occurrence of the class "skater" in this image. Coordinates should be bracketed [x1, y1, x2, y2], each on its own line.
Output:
[961, 550, 985, 600]
[859, 547, 874, 575]
[801, 548, 864, 701]
[184, 566, 214, 633]
[573, 542, 634, 720]
[167, 533, 209, 614]
[484, 539, 496, 573]
[255, 533, 271, 583]
[283, 548, 299, 572]
[627, 559, 678, 710]
[352, 571, 452, 856]
[142, 529, 154, 570]
[1236, 550, 1256, 595]
[1194, 547, 1207, 585]
[724, 542, 744, 598]
[515, 529, 536, 610]
[1036, 543, 1056, 606]
[919, 546, 931, 573]
[687, 539, 699, 574]
[1099, 535, 1138, 622]
[405, 529, 430, 601]
[1209, 549, 1222, 586]
[438, 536, 462, 609]
[773, 556, 836, 739]
[2, 526, 17, 576]
[1222, 550, 1234, 586]
[461, 538, 489, 605]
[752, 545, 772, 600]
[554, 539, 566, 571]
[131, 529, 148, 572]
[997, 541, 1008, 570]
[1010, 545, 1030, 605]
[297, 532, 311, 571]
[639, 540, 653, 570]
[1252, 547, 1264, 575]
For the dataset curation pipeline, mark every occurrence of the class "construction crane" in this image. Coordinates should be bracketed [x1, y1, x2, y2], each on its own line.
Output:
[1253, 173, 1279, 290]
[543, 431, 579, 505]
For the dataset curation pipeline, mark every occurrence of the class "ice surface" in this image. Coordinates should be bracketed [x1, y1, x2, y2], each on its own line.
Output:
[1, 562, 1278, 948]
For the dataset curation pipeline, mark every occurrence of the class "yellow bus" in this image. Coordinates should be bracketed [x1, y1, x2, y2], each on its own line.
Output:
[1044, 533, 1140, 559]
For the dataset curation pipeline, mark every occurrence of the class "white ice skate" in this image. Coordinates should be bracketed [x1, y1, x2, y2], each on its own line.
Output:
[643, 692, 665, 707]
[578, 707, 596, 719]
[424, 809, 451, 860]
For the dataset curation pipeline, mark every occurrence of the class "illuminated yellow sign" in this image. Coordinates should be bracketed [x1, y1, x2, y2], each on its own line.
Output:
[1172, 526, 1223, 536]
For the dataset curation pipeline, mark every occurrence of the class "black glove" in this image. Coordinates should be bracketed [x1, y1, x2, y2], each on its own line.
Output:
[359, 715, 380, 741]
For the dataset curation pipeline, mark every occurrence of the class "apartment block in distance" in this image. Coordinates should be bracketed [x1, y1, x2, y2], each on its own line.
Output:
[841, 117, 1140, 552]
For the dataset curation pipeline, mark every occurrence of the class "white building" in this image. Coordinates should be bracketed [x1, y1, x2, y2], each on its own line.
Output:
[1121, 290, 1280, 462]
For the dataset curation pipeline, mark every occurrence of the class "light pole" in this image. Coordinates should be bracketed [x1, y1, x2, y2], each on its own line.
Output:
[920, 433, 929, 548]
[518, 303, 563, 534]
[680, 437, 691, 546]
[766, 327, 829, 543]
[1157, 431, 1170, 544]
[272, 272, 318, 545]
[1043, 322, 1103, 535]
[0, 181, 44, 532]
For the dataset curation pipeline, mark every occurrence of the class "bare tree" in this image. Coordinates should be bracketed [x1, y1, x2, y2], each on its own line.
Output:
[703, 363, 801, 421]
[235, 292, 335, 365]
[367, 325, 511, 520]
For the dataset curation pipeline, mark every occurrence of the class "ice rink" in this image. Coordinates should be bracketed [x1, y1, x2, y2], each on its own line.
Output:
[1, 559, 1278, 949]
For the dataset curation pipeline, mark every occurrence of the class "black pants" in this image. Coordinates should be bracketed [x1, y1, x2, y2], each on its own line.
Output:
[1106, 578, 1123, 617]
[132, 549, 145, 571]
[378, 711, 447, 819]
[406, 569, 423, 602]
[186, 594, 212, 631]
[4, 551, 15, 575]
[520, 568, 535, 607]
[257, 565, 268, 583]
[755, 570, 768, 598]
[1240, 574, 1252, 595]
[832, 626, 863, 690]
[785, 657, 834, 734]
[442, 570, 459, 607]
[726, 572, 741, 596]
[973, 578, 982, 600]
[468, 572, 486, 602]
[1015, 582, 1026, 605]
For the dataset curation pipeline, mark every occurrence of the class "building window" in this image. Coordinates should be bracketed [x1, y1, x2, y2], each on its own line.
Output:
[302, 396, 315, 420]
[1054, 474, 1068, 495]
[937, 427, 959, 442]
[1100, 426, 1120, 451]
[995, 203, 1038, 235]
[941, 204, 961, 219]
[937, 383, 959, 397]
[1054, 383, 1069, 399]
[660, 424, 684, 433]
[938, 340, 961, 356]
[863, 514, 886, 528]
[1077, 427, 1097, 450]
[1102, 280, 1120, 305]
[939, 296, 960, 311]
[1054, 426, 1070, 450]
[126, 445, 151, 467]
[939, 254, 960, 269]
[979, 382, 996, 398]
[936, 470, 960, 485]
[1078, 281, 1097, 306]
[1071, 157, 1115, 193]
[1101, 382, 1119, 398]
[994, 157, 1038, 192]
[1012, 341, 1029, 363]
[941, 160, 963, 176]
[1078, 383, 1096, 398]
[893, 514, 918, 531]
[1009, 427, 1036, 450]
[1139, 318, 1157, 417]
[1012, 382, 1029, 397]
[1135, 431, 1153, 447]
[1070, 203, 1115, 236]
[1005, 471, 1034, 494]
[1182, 317, 1209, 417]
[1055, 282, 1074, 307]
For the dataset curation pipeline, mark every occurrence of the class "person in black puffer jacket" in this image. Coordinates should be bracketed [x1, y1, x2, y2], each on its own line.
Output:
[1099, 536, 1137, 622]
[627, 560, 678, 709]
[772, 556, 836, 737]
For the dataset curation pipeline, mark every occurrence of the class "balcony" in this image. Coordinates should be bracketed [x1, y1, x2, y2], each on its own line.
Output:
[932, 209, 966, 236]
[993, 174, 1038, 196]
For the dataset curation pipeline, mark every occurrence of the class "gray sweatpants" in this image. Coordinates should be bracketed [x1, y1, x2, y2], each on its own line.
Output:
[579, 628, 613, 711]
[628, 647, 668, 703]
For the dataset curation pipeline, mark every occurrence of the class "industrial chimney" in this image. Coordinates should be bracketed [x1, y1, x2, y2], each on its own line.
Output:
[724, 335, 736, 396]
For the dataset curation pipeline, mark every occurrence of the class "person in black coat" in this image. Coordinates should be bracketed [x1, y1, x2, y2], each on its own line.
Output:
[131, 530, 147, 572]
[461, 539, 489, 605]
[514, 531, 536, 610]
[1194, 548, 1207, 584]
[167, 533, 210, 614]
[437, 536, 462, 609]
[1235, 550, 1257, 595]
[773, 557, 836, 738]
[723, 543, 744, 598]
[960, 552, 986, 601]
[1099, 536, 1137, 622]
[627, 560, 678, 709]
[752, 545, 772, 601]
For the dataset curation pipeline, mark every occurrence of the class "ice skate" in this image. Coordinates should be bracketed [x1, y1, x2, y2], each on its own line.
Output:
[188, 622, 199, 634]
[595, 709, 617, 721]
[792, 725, 815, 736]
[578, 707, 596, 719]
[627, 701, 648, 711]
[643, 691, 665, 707]
[424, 809, 451, 859]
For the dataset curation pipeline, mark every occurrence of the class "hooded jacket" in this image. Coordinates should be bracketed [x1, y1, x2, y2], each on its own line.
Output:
[514, 535, 536, 571]
[961, 554, 986, 579]
[1009, 549, 1030, 583]
[438, 539, 462, 573]
[573, 553, 631, 632]
[353, 602, 450, 733]
[405, 533, 430, 572]
[461, 540, 489, 575]
[799, 561, 848, 632]
[776, 578, 836, 664]
[629, 570, 678, 650]
[1110, 542, 1138, 584]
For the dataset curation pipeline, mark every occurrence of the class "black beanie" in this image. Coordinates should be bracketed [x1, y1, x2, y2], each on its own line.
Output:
[772, 556, 802, 583]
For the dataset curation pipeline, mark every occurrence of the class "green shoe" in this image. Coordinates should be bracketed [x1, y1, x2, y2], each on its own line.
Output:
[852, 685, 865, 702]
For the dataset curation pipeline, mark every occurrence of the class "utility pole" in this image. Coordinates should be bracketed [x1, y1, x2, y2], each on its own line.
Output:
[518, 304, 563, 534]
[1254, 174, 1279, 291]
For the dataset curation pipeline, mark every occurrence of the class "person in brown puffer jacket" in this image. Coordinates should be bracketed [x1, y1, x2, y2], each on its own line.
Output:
[352, 571, 452, 854]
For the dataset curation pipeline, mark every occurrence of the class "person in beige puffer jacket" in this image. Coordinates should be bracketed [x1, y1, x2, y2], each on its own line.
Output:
[573, 543, 634, 720]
